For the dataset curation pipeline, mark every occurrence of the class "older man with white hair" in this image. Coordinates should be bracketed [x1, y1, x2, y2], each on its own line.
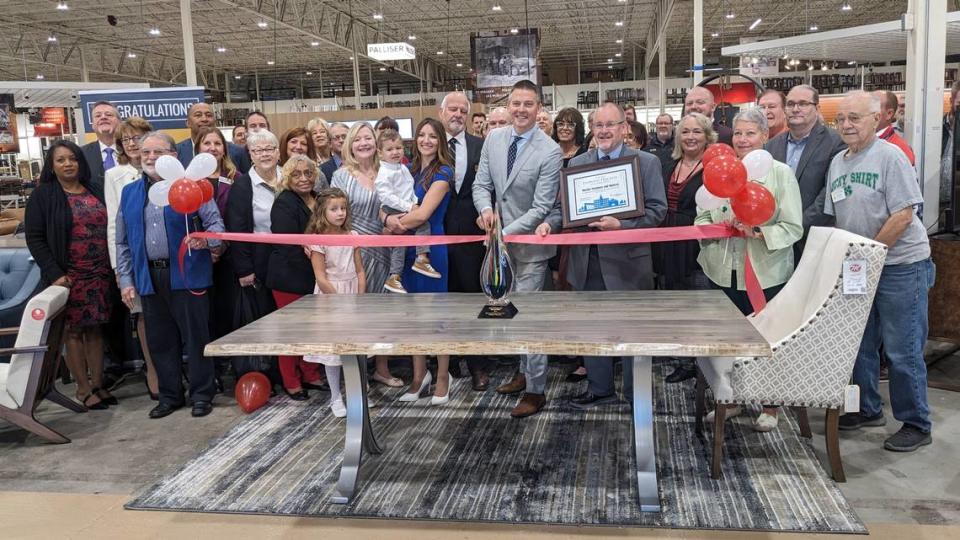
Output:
[485, 107, 512, 131]
[826, 91, 934, 453]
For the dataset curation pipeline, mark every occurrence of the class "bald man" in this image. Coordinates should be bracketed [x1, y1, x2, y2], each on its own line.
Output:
[873, 90, 915, 166]
[684, 86, 733, 145]
[485, 107, 512, 131]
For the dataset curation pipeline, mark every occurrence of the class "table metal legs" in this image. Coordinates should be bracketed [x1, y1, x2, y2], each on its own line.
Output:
[331, 355, 383, 504]
[631, 355, 660, 512]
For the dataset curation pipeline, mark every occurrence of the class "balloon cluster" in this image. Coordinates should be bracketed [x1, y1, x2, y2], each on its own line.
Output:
[695, 144, 777, 227]
[148, 153, 219, 214]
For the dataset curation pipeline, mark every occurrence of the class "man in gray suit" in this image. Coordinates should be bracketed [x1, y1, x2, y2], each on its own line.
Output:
[765, 84, 846, 259]
[537, 102, 667, 407]
[473, 79, 562, 418]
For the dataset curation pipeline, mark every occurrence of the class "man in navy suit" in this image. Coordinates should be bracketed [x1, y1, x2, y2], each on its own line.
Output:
[320, 122, 349, 183]
[176, 103, 251, 174]
[81, 100, 120, 194]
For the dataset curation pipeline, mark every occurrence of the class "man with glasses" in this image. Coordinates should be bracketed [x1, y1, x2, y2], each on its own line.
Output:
[644, 113, 675, 166]
[115, 131, 224, 419]
[766, 84, 845, 259]
[81, 101, 120, 193]
[320, 122, 349, 186]
[683, 86, 733, 145]
[473, 79, 561, 418]
[176, 102, 251, 174]
[537, 102, 666, 408]
[825, 91, 934, 453]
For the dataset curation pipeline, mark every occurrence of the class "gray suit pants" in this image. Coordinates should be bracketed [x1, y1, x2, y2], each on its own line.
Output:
[581, 247, 633, 397]
[514, 258, 549, 394]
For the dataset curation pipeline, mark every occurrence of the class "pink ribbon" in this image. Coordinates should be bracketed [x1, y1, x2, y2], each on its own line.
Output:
[182, 224, 767, 313]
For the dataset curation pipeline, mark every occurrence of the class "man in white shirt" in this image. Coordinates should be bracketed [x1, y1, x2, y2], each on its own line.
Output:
[81, 100, 120, 194]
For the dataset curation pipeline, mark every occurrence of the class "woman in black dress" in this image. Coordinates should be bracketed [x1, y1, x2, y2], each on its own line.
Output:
[25, 141, 114, 409]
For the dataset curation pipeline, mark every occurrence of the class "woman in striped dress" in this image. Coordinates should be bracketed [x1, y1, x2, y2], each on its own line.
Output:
[331, 122, 402, 387]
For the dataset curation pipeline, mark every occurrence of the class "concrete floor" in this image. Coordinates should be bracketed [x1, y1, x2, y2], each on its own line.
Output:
[1, 349, 959, 537]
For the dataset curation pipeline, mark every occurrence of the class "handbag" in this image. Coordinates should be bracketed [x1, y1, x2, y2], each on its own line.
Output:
[230, 282, 278, 379]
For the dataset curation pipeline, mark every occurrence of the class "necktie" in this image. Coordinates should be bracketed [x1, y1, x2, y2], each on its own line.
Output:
[103, 148, 116, 171]
[506, 135, 521, 178]
[448, 137, 457, 160]
[600, 155, 611, 161]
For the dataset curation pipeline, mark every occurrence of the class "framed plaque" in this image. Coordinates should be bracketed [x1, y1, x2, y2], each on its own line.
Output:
[559, 154, 645, 228]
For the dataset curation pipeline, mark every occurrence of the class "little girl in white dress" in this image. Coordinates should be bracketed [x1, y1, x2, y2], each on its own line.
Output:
[303, 187, 366, 417]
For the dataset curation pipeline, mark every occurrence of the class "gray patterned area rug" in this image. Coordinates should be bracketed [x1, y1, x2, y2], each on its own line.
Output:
[126, 361, 867, 533]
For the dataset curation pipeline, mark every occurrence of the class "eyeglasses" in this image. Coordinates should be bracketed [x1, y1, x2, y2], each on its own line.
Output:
[249, 146, 277, 155]
[592, 120, 624, 131]
[290, 170, 316, 178]
[332, 134, 347, 141]
[556, 121, 577, 129]
[120, 137, 141, 145]
[786, 100, 816, 109]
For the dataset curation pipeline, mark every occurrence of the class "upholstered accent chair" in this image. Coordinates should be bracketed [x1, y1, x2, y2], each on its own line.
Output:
[695, 227, 888, 481]
[0, 285, 84, 443]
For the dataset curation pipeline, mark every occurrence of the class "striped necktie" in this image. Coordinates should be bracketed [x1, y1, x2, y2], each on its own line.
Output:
[506, 135, 521, 177]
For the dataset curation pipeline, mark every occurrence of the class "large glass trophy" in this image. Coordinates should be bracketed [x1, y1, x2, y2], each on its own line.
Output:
[479, 204, 518, 319]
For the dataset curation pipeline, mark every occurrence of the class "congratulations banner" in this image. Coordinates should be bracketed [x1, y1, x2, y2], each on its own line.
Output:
[78, 87, 204, 131]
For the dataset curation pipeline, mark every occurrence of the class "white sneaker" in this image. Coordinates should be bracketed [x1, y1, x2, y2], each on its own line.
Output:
[705, 405, 743, 423]
[330, 399, 346, 418]
[384, 275, 407, 293]
[754, 412, 779, 432]
[412, 256, 441, 279]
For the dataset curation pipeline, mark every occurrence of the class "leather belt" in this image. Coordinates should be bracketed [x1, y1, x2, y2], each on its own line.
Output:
[149, 259, 170, 269]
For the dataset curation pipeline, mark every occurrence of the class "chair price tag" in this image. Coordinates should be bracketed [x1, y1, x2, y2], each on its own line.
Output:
[842, 259, 867, 295]
[844, 385, 860, 413]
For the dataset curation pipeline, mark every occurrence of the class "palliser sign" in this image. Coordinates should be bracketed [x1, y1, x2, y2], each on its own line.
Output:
[367, 42, 416, 61]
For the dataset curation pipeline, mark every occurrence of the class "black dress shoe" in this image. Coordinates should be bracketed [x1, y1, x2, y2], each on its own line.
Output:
[303, 380, 330, 391]
[149, 403, 181, 419]
[570, 392, 618, 409]
[284, 389, 309, 401]
[665, 365, 696, 383]
[565, 371, 587, 383]
[191, 401, 213, 417]
[471, 371, 490, 391]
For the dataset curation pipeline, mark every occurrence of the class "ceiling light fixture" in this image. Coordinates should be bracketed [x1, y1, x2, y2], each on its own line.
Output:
[749, 18, 761, 31]
[310, 41, 319, 46]
[808, 64, 814, 71]
[379, 67, 386, 71]
[615, 39, 623, 44]
[216, 46, 226, 52]
[267, 60, 275, 65]
[306, 71, 313, 75]
[408, 35, 416, 40]
[47, 35, 57, 42]
[615, 20, 624, 26]
[615, 53, 622, 57]
[841, 2, 852, 11]
[456, 62, 463, 67]
[127, 52, 137, 58]
[436, 50, 444, 55]
[726, 11, 735, 19]
[510, 28, 519, 34]
[372, 11, 383, 20]
[492, 4, 502, 11]
[56, 1, 68, 10]
[711, 32, 719, 37]
[36, 73, 44, 80]
[821, 64, 828, 71]
[809, 24, 819, 31]
[149, 27, 160, 36]
[257, 20, 268, 28]
[847, 60, 856, 65]
[607, 58, 613, 63]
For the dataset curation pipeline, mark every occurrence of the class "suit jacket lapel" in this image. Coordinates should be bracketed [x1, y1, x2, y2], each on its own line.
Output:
[795, 124, 823, 181]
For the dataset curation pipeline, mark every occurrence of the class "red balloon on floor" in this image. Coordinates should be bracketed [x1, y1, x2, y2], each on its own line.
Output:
[703, 154, 748, 198]
[702, 143, 737, 166]
[235, 372, 271, 414]
[196, 179, 215, 203]
[732, 182, 777, 226]
[168, 178, 204, 214]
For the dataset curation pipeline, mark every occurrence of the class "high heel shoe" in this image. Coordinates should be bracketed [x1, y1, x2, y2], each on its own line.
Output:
[430, 375, 451, 406]
[398, 371, 432, 402]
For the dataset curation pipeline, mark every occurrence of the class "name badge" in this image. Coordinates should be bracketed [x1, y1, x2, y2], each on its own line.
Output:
[831, 187, 846, 203]
[842, 259, 867, 295]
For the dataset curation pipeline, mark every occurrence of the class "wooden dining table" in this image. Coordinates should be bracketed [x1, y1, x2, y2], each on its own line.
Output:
[205, 290, 771, 512]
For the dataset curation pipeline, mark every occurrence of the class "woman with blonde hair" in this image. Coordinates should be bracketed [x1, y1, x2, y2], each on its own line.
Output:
[330, 122, 402, 387]
[307, 117, 332, 164]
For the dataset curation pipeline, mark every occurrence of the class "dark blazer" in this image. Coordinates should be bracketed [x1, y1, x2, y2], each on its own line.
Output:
[444, 132, 485, 293]
[643, 136, 673, 168]
[81, 141, 107, 194]
[265, 190, 315, 295]
[225, 174, 273, 283]
[652, 158, 705, 282]
[25, 179, 105, 285]
[543, 146, 667, 291]
[765, 123, 845, 229]
[320, 158, 340, 189]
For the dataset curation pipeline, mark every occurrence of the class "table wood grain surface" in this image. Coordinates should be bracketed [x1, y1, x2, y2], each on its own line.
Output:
[206, 291, 771, 358]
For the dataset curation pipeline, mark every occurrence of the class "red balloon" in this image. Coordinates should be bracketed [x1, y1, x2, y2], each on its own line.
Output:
[235, 372, 271, 414]
[703, 154, 748, 198]
[702, 143, 737, 166]
[196, 179, 215, 204]
[731, 182, 777, 226]
[168, 178, 203, 214]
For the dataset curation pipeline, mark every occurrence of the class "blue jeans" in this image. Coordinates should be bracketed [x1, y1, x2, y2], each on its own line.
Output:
[852, 258, 935, 432]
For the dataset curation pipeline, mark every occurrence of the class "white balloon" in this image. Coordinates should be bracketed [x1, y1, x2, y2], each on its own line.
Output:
[155, 155, 185, 182]
[185, 152, 218, 180]
[695, 185, 726, 210]
[148, 180, 173, 207]
[742, 149, 774, 180]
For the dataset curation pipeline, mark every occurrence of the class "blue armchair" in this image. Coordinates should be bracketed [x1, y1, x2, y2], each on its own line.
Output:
[0, 249, 42, 362]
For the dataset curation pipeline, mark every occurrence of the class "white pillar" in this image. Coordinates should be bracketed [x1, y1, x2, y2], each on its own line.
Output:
[224, 72, 231, 103]
[351, 53, 362, 110]
[79, 47, 89, 82]
[905, 0, 947, 228]
[658, 48, 666, 114]
[179, 0, 198, 86]
[693, 0, 703, 85]
[255, 70, 261, 102]
[318, 66, 324, 104]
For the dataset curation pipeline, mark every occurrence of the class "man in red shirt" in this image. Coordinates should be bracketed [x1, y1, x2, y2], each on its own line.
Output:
[874, 90, 915, 166]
